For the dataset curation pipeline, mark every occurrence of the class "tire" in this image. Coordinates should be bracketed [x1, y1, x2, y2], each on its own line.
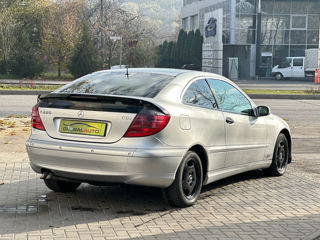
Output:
[163, 151, 203, 207]
[275, 73, 283, 80]
[265, 133, 289, 176]
[44, 179, 81, 193]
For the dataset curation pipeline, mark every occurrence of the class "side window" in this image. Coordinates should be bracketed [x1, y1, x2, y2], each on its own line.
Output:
[279, 58, 292, 68]
[208, 79, 252, 115]
[293, 58, 303, 67]
[182, 79, 218, 110]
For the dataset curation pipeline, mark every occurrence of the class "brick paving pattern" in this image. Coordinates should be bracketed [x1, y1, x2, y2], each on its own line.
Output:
[0, 153, 319, 240]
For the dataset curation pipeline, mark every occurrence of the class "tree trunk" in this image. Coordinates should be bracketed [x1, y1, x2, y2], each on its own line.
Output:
[58, 61, 61, 79]
[3, 60, 8, 75]
[108, 50, 112, 70]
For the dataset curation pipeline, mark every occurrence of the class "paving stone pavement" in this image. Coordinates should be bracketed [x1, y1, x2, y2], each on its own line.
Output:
[0, 153, 319, 240]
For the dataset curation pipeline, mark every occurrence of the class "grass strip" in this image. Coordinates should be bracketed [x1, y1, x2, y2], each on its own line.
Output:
[244, 89, 320, 95]
[0, 84, 59, 91]
[0, 86, 320, 95]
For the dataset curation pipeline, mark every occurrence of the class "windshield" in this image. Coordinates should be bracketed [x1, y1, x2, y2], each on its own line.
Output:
[56, 71, 174, 98]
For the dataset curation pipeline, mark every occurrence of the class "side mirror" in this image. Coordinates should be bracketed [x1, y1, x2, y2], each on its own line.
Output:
[257, 106, 270, 117]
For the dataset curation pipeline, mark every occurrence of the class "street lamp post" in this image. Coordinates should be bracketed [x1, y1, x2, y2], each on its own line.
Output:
[255, 0, 262, 79]
[110, 36, 123, 67]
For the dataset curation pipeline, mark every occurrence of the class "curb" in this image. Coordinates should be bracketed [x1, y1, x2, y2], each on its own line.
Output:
[248, 94, 320, 100]
[0, 90, 52, 95]
[0, 90, 320, 100]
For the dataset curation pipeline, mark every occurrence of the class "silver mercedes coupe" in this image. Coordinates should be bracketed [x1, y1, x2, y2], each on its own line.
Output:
[26, 68, 292, 207]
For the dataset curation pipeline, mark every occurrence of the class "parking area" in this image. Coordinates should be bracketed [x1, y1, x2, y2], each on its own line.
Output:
[0, 98, 320, 240]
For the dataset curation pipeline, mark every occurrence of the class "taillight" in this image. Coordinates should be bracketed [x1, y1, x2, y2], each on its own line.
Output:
[31, 106, 45, 130]
[124, 107, 170, 137]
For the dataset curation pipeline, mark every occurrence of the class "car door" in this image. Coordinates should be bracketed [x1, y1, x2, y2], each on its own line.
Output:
[279, 57, 293, 78]
[291, 57, 305, 78]
[182, 79, 226, 172]
[207, 79, 268, 168]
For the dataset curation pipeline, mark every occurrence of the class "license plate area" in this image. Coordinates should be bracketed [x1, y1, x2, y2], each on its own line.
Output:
[59, 119, 107, 137]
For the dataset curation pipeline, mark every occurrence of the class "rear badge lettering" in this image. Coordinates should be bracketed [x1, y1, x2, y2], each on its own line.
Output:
[122, 116, 133, 121]
[40, 110, 52, 115]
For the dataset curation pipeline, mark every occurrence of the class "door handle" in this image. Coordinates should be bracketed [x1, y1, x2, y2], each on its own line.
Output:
[226, 117, 234, 124]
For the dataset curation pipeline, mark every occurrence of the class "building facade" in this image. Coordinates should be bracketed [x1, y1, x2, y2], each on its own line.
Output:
[181, 0, 320, 78]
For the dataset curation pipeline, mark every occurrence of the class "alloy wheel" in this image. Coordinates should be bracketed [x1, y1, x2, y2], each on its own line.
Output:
[276, 140, 287, 171]
[182, 158, 201, 200]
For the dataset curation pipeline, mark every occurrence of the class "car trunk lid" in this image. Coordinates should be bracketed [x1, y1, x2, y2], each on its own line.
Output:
[37, 94, 147, 143]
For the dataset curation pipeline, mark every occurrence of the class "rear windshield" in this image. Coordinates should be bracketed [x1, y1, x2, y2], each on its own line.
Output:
[55, 71, 174, 98]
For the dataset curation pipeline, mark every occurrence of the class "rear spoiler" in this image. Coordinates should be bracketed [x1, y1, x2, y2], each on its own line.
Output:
[37, 93, 169, 114]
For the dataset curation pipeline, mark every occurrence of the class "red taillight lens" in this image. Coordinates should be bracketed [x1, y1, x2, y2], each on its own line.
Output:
[124, 108, 170, 137]
[31, 106, 45, 130]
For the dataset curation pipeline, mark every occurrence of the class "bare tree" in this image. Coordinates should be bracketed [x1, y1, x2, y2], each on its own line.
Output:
[42, 0, 81, 78]
[0, 6, 16, 74]
[82, 0, 156, 68]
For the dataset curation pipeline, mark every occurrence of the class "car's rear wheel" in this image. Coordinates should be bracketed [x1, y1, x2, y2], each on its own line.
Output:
[44, 179, 81, 192]
[275, 73, 283, 80]
[163, 151, 203, 207]
[265, 133, 289, 176]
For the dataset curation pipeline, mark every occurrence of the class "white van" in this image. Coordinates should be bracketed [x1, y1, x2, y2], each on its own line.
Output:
[272, 49, 318, 80]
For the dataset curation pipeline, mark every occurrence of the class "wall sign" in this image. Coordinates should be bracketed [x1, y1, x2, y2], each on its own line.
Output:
[202, 9, 223, 75]
[205, 17, 217, 38]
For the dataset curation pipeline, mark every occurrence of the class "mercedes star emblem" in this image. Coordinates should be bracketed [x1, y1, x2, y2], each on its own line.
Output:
[78, 110, 84, 118]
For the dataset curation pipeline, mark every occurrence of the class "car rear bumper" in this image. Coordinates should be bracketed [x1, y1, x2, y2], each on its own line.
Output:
[26, 138, 185, 188]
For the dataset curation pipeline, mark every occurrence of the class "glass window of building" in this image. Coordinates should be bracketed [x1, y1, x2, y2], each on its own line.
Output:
[291, 15, 307, 29]
[273, 45, 289, 66]
[290, 45, 306, 57]
[183, 0, 320, 77]
[273, 16, 290, 30]
[290, 30, 306, 44]
[292, 1, 308, 14]
[308, 15, 320, 29]
[190, 15, 198, 30]
[182, 17, 188, 30]
[236, 0, 255, 14]
[307, 30, 319, 45]
[308, 0, 320, 14]
[273, 0, 291, 14]
[261, 0, 274, 14]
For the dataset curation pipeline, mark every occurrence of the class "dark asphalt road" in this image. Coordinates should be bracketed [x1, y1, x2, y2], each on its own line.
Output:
[1, 95, 319, 125]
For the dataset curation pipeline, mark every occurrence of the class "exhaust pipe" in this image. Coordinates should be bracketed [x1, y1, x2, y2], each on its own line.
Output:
[40, 171, 51, 179]
[40, 170, 79, 183]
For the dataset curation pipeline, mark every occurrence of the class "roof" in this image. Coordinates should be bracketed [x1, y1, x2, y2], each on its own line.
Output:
[102, 68, 193, 77]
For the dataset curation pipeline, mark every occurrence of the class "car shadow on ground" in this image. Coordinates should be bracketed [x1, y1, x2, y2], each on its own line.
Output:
[0, 169, 285, 235]
[130, 214, 320, 240]
[202, 169, 265, 192]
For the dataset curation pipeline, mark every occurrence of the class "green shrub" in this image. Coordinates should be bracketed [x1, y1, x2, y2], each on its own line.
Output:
[68, 21, 99, 78]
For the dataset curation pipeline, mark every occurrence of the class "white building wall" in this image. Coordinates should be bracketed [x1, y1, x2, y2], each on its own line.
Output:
[181, 0, 227, 19]
[181, 0, 228, 31]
